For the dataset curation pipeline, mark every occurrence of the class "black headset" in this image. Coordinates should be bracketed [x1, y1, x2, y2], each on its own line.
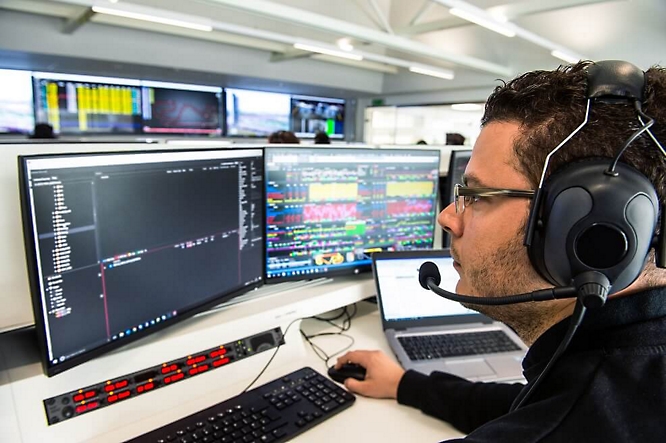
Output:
[524, 60, 664, 306]
[419, 61, 666, 411]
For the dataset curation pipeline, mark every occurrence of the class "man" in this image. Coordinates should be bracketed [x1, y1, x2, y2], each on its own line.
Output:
[337, 61, 666, 441]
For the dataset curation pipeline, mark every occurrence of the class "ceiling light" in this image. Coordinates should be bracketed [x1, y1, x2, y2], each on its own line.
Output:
[551, 50, 581, 64]
[451, 103, 483, 111]
[409, 66, 455, 80]
[91, 6, 213, 32]
[337, 38, 354, 52]
[294, 43, 363, 61]
[449, 7, 516, 37]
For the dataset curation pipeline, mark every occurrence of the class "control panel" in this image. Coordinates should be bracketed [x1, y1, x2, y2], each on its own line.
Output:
[43, 328, 283, 425]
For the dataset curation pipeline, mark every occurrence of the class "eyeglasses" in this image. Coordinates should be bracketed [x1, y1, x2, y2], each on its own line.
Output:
[453, 183, 535, 214]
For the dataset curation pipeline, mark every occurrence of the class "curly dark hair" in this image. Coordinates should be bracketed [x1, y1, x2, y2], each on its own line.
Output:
[481, 61, 666, 204]
[268, 130, 300, 144]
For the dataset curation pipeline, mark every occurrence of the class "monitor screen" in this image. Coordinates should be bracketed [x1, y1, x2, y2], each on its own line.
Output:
[0, 69, 34, 134]
[141, 81, 223, 135]
[442, 149, 472, 248]
[290, 95, 345, 139]
[32, 72, 142, 135]
[19, 148, 264, 376]
[226, 88, 290, 137]
[265, 147, 441, 281]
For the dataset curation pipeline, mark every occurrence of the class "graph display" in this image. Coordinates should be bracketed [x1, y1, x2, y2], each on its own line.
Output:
[32, 72, 142, 134]
[290, 95, 345, 139]
[226, 88, 290, 137]
[0, 69, 34, 134]
[265, 147, 441, 281]
[141, 81, 223, 135]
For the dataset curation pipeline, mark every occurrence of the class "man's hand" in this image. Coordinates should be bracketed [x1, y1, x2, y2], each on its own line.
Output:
[335, 350, 405, 399]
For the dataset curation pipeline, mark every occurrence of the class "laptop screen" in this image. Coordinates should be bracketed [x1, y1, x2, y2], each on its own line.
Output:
[375, 255, 477, 321]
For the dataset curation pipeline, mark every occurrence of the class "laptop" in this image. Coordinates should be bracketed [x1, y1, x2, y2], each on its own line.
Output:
[372, 249, 527, 382]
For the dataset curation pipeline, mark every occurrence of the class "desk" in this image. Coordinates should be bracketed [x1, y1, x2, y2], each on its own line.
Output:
[0, 278, 464, 442]
[294, 301, 464, 442]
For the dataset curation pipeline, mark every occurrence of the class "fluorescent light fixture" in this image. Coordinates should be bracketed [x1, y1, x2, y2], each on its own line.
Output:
[449, 7, 516, 37]
[551, 49, 581, 64]
[451, 103, 483, 111]
[337, 38, 355, 52]
[91, 6, 213, 32]
[293, 43, 363, 61]
[409, 66, 455, 80]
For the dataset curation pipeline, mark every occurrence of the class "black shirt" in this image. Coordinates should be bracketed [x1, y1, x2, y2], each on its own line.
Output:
[396, 287, 666, 442]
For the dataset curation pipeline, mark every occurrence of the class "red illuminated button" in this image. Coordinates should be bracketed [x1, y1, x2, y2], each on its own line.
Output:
[186, 355, 206, 365]
[84, 391, 96, 399]
[210, 348, 227, 358]
[161, 364, 178, 374]
[213, 357, 230, 367]
[104, 385, 114, 392]
[164, 373, 184, 384]
[73, 394, 84, 402]
[137, 382, 155, 394]
[115, 380, 128, 389]
[108, 395, 118, 403]
[118, 391, 130, 399]
[172, 373, 184, 382]
[87, 402, 99, 410]
[76, 405, 87, 413]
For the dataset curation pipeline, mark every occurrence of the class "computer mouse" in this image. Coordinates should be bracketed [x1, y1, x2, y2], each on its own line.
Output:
[327, 363, 367, 384]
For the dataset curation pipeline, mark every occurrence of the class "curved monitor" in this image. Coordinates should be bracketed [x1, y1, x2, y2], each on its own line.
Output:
[19, 148, 264, 376]
[265, 147, 441, 282]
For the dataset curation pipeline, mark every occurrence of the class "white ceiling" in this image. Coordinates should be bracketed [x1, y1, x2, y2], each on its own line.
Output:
[0, 0, 664, 98]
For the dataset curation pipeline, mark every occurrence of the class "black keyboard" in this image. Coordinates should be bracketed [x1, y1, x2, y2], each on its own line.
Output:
[398, 330, 521, 361]
[126, 367, 355, 443]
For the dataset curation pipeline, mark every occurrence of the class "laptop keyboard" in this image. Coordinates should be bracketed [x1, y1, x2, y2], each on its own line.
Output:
[398, 330, 521, 361]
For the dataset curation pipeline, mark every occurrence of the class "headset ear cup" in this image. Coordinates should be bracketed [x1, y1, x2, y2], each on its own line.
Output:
[528, 159, 658, 293]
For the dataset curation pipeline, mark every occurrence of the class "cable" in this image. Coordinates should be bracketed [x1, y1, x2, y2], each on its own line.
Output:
[608, 101, 655, 173]
[313, 307, 348, 322]
[240, 317, 301, 393]
[300, 329, 355, 368]
[241, 304, 358, 393]
[509, 298, 588, 411]
[301, 304, 358, 368]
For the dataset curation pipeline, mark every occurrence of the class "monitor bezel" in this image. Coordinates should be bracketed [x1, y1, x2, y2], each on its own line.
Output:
[263, 146, 442, 284]
[18, 146, 265, 377]
[442, 149, 472, 248]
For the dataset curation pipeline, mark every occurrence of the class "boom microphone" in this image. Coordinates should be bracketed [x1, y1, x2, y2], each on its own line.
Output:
[418, 261, 580, 305]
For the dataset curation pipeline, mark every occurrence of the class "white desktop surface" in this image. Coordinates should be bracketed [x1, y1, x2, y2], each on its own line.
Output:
[295, 302, 464, 442]
[0, 277, 463, 442]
